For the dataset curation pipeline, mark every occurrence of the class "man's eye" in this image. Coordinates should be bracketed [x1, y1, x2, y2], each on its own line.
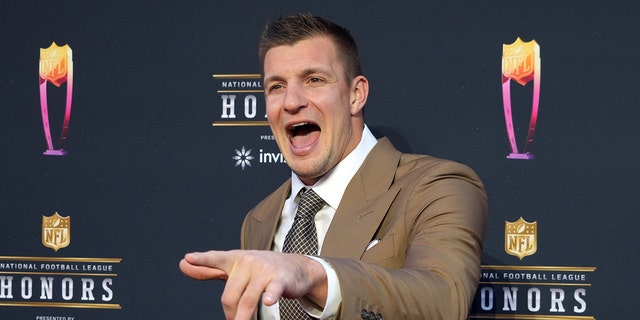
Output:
[268, 84, 283, 91]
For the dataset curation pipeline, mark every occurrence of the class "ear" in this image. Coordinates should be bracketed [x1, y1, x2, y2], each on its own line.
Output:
[350, 75, 369, 116]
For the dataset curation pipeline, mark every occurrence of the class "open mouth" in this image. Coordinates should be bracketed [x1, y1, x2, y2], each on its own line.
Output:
[288, 122, 321, 149]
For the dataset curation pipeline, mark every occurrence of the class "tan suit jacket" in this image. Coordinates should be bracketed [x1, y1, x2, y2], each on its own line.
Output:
[241, 137, 488, 319]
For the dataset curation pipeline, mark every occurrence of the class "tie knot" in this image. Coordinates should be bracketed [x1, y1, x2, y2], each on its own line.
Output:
[296, 188, 325, 219]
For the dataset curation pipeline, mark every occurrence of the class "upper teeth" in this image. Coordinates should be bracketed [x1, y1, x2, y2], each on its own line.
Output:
[292, 122, 308, 128]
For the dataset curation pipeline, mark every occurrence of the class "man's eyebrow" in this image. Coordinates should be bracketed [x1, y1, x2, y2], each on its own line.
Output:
[263, 74, 284, 84]
[300, 67, 330, 78]
[264, 68, 331, 84]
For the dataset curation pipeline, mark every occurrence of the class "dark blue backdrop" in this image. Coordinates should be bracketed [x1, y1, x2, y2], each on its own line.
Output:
[1, 1, 637, 319]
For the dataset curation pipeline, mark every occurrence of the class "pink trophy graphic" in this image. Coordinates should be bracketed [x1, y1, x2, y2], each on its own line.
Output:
[39, 42, 73, 156]
[501, 37, 541, 160]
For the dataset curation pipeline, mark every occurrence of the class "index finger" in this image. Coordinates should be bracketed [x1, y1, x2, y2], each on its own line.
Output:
[179, 251, 229, 281]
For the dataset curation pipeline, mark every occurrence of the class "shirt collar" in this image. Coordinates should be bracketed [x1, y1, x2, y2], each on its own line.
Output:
[291, 125, 378, 209]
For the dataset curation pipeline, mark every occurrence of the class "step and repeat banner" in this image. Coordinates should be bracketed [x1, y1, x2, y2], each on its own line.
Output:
[2, 1, 638, 319]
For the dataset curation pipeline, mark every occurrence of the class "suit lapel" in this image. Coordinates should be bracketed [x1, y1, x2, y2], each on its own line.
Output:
[243, 180, 291, 250]
[321, 138, 402, 258]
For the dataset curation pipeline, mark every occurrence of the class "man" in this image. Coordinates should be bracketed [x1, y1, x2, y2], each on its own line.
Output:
[180, 13, 487, 320]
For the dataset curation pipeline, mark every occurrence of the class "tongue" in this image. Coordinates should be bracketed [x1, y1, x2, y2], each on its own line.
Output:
[291, 127, 320, 148]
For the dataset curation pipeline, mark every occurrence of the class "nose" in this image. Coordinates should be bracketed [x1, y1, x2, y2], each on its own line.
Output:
[283, 82, 307, 113]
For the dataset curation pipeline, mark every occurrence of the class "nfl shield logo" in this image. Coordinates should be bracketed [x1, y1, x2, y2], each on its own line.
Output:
[42, 212, 71, 251]
[39, 42, 72, 87]
[502, 37, 539, 86]
[505, 217, 537, 259]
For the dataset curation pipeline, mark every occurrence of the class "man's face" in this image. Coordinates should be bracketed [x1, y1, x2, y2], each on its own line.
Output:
[263, 36, 367, 185]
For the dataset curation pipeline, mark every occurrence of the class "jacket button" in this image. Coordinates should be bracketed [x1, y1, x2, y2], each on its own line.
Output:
[361, 310, 375, 320]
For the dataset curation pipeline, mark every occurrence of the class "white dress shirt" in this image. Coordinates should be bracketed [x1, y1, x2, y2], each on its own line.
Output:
[260, 125, 378, 319]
